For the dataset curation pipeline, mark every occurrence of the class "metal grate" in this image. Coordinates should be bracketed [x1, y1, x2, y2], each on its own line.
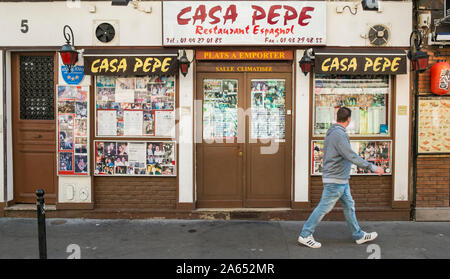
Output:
[19, 55, 54, 120]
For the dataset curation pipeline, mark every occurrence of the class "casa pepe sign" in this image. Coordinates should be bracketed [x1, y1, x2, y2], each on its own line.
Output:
[163, 1, 326, 46]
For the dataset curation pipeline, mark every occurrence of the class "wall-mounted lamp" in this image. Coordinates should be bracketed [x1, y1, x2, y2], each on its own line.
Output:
[178, 50, 192, 77]
[59, 25, 78, 73]
[299, 49, 314, 76]
[407, 30, 429, 73]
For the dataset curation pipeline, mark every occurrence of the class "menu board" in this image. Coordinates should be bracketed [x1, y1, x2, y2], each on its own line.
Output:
[95, 76, 175, 138]
[418, 97, 450, 153]
[57, 85, 89, 176]
[314, 75, 389, 136]
[311, 140, 392, 175]
[203, 79, 238, 139]
[251, 79, 286, 139]
[94, 141, 176, 176]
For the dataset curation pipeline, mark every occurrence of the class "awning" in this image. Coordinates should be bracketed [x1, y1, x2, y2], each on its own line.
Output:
[313, 48, 407, 75]
[83, 49, 179, 76]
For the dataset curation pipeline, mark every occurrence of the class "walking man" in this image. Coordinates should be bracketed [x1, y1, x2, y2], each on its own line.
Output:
[298, 107, 384, 248]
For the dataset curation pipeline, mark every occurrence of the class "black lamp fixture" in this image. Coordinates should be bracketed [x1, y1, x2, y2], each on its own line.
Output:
[407, 29, 429, 73]
[59, 25, 78, 73]
[299, 49, 314, 76]
[178, 49, 191, 77]
[409, 50, 430, 73]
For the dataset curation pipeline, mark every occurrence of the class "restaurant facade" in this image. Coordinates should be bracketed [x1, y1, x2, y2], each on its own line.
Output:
[0, 0, 416, 220]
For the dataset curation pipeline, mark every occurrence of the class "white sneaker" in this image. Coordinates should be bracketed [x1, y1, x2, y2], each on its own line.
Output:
[356, 232, 378, 244]
[298, 235, 322, 248]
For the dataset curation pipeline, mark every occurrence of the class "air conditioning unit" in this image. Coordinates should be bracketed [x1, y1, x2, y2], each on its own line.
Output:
[366, 23, 391, 47]
[93, 20, 119, 46]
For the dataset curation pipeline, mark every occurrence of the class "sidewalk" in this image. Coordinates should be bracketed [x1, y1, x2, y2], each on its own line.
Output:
[0, 218, 449, 259]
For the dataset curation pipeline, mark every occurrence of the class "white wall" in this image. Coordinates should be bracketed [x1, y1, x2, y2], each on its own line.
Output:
[394, 65, 410, 201]
[178, 50, 194, 204]
[0, 50, 3, 203]
[6, 52, 13, 202]
[0, 1, 412, 48]
[0, 1, 162, 46]
[327, 1, 412, 47]
[295, 50, 310, 203]
[58, 176, 92, 203]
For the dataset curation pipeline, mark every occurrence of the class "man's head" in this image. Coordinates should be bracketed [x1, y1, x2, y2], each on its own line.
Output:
[336, 107, 352, 128]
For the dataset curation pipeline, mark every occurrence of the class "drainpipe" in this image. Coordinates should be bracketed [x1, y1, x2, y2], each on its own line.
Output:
[411, 67, 419, 221]
[410, 0, 419, 220]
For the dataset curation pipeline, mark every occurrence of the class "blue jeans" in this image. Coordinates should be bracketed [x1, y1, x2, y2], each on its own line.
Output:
[300, 183, 364, 240]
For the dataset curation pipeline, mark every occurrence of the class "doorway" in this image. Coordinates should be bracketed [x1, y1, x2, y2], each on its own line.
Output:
[196, 70, 292, 208]
[11, 52, 57, 204]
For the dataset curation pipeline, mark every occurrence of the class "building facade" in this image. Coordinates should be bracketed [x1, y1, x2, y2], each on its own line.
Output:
[413, 0, 450, 221]
[0, 0, 416, 220]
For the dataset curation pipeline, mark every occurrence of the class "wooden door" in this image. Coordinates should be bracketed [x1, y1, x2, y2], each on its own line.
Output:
[196, 73, 244, 207]
[196, 70, 292, 208]
[11, 52, 57, 204]
[245, 73, 292, 207]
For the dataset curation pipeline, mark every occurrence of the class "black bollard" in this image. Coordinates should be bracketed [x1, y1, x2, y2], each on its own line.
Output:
[36, 189, 47, 259]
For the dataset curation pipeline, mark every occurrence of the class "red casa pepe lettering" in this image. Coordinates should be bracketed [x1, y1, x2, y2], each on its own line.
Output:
[177, 4, 237, 25]
[177, 4, 315, 26]
[252, 5, 315, 26]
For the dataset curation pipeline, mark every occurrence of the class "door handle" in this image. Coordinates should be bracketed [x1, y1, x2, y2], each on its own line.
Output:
[34, 134, 42, 139]
[238, 151, 243, 157]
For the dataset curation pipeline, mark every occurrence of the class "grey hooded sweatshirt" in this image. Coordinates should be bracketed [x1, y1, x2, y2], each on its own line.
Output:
[322, 123, 377, 184]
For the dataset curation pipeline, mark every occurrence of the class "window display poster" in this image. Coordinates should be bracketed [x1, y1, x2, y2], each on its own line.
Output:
[418, 97, 450, 153]
[250, 79, 286, 139]
[96, 76, 175, 137]
[94, 141, 176, 176]
[155, 110, 175, 138]
[57, 85, 89, 176]
[311, 140, 391, 175]
[314, 75, 389, 136]
[203, 79, 238, 139]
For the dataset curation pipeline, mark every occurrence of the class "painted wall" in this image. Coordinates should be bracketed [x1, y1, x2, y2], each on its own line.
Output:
[0, 1, 162, 46]
[0, 50, 3, 203]
[6, 52, 13, 202]
[295, 49, 310, 203]
[326, 1, 412, 47]
[394, 61, 411, 201]
[178, 50, 195, 204]
[0, 1, 412, 47]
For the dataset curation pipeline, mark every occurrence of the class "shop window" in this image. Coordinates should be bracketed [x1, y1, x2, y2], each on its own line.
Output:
[19, 56, 54, 120]
[95, 75, 175, 138]
[312, 140, 392, 176]
[94, 140, 176, 176]
[313, 74, 391, 136]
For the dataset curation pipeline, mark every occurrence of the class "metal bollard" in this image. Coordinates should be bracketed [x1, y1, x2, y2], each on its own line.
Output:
[36, 189, 47, 259]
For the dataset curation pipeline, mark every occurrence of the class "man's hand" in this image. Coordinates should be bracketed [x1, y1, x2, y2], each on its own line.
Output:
[374, 167, 384, 176]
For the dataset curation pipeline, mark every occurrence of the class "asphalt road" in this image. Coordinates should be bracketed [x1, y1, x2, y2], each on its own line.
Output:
[0, 218, 449, 259]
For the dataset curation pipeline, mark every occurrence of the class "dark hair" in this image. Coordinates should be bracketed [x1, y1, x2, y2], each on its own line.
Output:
[336, 107, 352, 123]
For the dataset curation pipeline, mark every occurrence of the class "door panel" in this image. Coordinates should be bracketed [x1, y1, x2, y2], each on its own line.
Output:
[202, 146, 242, 197]
[12, 53, 57, 204]
[196, 73, 244, 207]
[245, 74, 292, 207]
